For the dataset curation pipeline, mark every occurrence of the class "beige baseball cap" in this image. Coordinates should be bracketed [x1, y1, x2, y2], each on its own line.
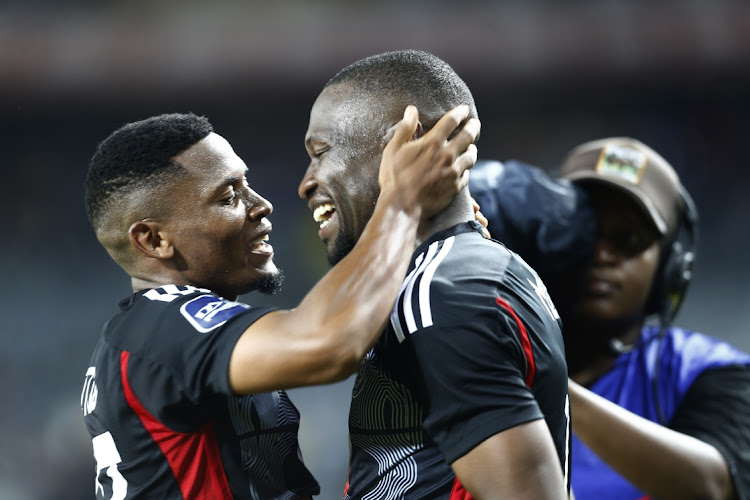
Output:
[559, 137, 685, 236]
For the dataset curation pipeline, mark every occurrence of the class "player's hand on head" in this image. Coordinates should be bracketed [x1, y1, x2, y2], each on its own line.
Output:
[380, 105, 480, 219]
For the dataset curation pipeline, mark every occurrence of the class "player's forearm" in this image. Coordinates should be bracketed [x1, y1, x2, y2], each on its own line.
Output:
[230, 106, 478, 394]
[230, 194, 419, 394]
[569, 380, 734, 500]
[289, 191, 420, 377]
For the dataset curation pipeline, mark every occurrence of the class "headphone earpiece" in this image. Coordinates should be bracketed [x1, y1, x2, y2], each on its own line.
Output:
[646, 186, 699, 326]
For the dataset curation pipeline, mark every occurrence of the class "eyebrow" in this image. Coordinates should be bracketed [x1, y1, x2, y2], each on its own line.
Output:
[210, 173, 245, 198]
[305, 135, 327, 150]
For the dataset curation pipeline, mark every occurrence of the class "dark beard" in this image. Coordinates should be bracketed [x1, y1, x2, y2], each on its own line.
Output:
[327, 233, 357, 267]
[255, 269, 285, 295]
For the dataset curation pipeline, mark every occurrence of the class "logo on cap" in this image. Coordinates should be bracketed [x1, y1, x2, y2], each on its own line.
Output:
[595, 143, 647, 185]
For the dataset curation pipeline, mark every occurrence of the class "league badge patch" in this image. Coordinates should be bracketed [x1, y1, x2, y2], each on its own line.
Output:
[180, 295, 250, 332]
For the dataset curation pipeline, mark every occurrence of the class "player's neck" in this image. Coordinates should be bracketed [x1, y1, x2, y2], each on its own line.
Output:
[132, 276, 169, 293]
[416, 188, 473, 245]
[130, 266, 189, 294]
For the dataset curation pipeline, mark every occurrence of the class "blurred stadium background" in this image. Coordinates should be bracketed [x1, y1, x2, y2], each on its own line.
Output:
[2, 1, 749, 498]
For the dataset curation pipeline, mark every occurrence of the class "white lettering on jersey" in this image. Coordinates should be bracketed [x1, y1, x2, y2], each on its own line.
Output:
[143, 284, 209, 303]
[92, 431, 127, 500]
[81, 366, 98, 416]
[527, 274, 560, 321]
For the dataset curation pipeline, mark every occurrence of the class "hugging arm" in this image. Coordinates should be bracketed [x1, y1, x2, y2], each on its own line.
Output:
[229, 106, 481, 394]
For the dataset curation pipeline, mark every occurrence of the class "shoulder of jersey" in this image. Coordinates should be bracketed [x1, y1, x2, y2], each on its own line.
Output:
[441, 231, 512, 270]
[141, 285, 252, 333]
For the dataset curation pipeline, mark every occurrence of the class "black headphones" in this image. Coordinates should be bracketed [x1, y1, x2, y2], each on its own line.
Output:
[646, 185, 699, 327]
[607, 186, 698, 359]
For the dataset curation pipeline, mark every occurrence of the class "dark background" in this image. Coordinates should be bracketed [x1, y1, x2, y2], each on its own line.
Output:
[2, 1, 749, 498]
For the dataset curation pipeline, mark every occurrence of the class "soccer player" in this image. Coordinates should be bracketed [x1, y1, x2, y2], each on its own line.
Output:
[299, 50, 570, 499]
[81, 108, 479, 499]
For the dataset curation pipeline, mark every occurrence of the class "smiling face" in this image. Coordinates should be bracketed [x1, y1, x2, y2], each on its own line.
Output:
[164, 132, 281, 298]
[572, 185, 662, 327]
[298, 84, 389, 265]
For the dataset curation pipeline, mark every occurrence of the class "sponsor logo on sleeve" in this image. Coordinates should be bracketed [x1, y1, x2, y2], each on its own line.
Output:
[180, 295, 251, 333]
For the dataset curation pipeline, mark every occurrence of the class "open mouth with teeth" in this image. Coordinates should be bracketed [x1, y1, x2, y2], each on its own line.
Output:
[249, 234, 271, 252]
[313, 203, 336, 229]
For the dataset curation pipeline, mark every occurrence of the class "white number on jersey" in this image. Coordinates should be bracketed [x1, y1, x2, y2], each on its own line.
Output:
[92, 431, 128, 500]
[144, 284, 208, 303]
[81, 367, 98, 416]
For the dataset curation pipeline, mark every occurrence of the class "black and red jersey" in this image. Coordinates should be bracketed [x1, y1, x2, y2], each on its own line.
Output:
[345, 222, 571, 499]
[80, 285, 320, 499]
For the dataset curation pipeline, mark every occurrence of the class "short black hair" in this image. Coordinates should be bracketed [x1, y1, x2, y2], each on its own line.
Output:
[85, 112, 213, 230]
[325, 49, 477, 127]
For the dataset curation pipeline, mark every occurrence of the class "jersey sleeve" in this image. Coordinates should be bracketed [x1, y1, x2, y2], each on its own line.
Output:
[118, 290, 277, 430]
[669, 365, 750, 500]
[402, 285, 544, 464]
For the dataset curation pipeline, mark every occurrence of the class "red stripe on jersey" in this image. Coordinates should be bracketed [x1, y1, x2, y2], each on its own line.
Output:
[496, 297, 536, 387]
[449, 477, 475, 499]
[120, 351, 233, 499]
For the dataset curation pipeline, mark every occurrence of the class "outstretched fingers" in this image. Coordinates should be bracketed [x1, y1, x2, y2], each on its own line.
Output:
[378, 104, 481, 219]
[385, 105, 420, 150]
[424, 107, 481, 183]
[449, 116, 481, 161]
[429, 104, 471, 144]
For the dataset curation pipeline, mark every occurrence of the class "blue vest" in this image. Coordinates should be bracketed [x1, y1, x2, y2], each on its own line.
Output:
[572, 326, 750, 499]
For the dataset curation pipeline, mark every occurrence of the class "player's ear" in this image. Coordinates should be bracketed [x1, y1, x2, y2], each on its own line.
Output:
[382, 120, 425, 147]
[129, 219, 174, 259]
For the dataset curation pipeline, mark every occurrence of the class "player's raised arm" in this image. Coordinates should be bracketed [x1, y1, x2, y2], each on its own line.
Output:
[229, 105, 480, 394]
